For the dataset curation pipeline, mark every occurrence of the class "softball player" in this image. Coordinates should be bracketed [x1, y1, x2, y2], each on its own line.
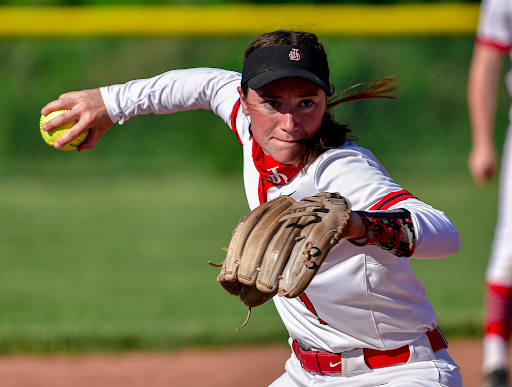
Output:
[468, 1, 512, 386]
[42, 30, 462, 386]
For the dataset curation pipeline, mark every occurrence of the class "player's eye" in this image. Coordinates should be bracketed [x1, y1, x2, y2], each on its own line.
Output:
[300, 99, 315, 108]
[263, 100, 279, 108]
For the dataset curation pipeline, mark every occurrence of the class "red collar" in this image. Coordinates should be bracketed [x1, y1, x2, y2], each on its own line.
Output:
[252, 140, 300, 204]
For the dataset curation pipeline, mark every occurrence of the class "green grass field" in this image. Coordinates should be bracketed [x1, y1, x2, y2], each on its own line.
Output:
[0, 170, 498, 353]
[0, 32, 507, 354]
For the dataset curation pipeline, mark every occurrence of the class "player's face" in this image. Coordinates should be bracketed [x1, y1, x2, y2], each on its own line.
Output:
[238, 78, 327, 165]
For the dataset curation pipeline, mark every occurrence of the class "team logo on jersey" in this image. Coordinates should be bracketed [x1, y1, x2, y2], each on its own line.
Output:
[289, 48, 300, 61]
[266, 167, 289, 184]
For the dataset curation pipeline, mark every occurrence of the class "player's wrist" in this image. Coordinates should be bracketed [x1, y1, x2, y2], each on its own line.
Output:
[345, 212, 367, 240]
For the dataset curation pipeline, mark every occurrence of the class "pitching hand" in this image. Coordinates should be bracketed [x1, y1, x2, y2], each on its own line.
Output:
[468, 142, 498, 184]
[40, 89, 113, 152]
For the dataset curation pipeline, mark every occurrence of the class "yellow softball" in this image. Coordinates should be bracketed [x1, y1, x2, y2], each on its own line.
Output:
[40, 109, 89, 151]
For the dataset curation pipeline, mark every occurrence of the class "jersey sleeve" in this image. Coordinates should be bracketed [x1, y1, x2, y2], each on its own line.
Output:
[312, 145, 460, 260]
[99, 68, 242, 127]
[476, 0, 512, 51]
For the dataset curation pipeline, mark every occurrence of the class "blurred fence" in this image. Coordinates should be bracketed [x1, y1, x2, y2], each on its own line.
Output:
[0, 4, 479, 37]
[1, 3, 509, 178]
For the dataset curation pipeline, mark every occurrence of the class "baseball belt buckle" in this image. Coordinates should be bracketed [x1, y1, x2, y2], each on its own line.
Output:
[296, 340, 312, 352]
[435, 327, 449, 348]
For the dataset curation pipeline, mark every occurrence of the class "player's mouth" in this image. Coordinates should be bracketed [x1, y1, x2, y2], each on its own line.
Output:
[273, 137, 306, 145]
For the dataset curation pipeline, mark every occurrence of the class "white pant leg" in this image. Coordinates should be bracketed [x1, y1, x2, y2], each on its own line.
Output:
[486, 125, 512, 285]
[375, 349, 462, 387]
[483, 127, 512, 372]
[482, 333, 510, 373]
[269, 372, 296, 387]
[268, 349, 462, 387]
[268, 355, 312, 387]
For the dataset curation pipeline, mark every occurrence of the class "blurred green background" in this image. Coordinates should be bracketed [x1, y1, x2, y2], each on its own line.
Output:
[0, 1, 509, 353]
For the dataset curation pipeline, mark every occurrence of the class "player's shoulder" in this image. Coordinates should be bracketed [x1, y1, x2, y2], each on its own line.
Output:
[168, 68, 241, 90]
[174, 67, 241, 78]
[305, 140, 390, 186]
[313, 141, 388, 175]
[209, 68, 241, 80]
[477, 0, 512, 40]
[205, 68, 242, 83]
[304, 141, 404, 210]
[481, 0, 512, 12]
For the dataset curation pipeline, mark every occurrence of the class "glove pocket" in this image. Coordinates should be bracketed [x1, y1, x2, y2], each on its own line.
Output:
[278, 213, 344, 298]
[224, 196, 296, 282]
[239, 285, 278, 308]
[237, 197, 297, 286]
[255, 217, 303, 294]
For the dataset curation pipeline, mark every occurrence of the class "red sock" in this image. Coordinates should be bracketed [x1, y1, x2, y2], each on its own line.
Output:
[484, 282, 512, 340]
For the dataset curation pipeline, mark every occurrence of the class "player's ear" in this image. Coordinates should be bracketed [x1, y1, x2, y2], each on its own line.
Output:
[237, 86, 250, 116]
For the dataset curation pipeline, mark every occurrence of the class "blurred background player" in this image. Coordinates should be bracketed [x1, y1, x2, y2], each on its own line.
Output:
[468, 0, 512, 386]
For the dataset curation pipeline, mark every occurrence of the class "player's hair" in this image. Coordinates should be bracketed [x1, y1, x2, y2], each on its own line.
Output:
[241, 29, 397, 169]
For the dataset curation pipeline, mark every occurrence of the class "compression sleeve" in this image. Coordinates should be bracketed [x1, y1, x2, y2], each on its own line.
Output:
[349, 209, 415, 257]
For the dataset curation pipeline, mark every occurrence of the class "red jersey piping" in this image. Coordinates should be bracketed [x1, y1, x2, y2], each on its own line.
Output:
[230, 99, 243, 146]
[369, 189, 417, 211]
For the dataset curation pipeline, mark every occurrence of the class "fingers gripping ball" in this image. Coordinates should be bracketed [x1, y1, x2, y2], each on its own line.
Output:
[40, 109, 89, 151]
[212, 193, 351, 330]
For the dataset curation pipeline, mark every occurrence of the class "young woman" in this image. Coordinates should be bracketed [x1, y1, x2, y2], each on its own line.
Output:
[41, 30, 462, 387]
[468, 1, 512, 386]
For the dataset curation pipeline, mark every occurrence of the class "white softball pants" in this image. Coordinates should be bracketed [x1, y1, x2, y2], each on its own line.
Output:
[486, 123, 512, 285]
[268, 334, 462, 387]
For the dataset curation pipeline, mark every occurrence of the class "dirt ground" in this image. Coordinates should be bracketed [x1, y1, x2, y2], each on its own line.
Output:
[0, 339, 492, 387]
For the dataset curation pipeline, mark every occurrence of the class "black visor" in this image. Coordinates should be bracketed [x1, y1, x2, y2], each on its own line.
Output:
[241, 45, 332, 95]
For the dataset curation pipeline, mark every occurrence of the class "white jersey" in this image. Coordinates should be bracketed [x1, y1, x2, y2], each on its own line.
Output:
[100, 68, 460, 352]
[477, 0, 512, 53]
[477, 0, 512, 99]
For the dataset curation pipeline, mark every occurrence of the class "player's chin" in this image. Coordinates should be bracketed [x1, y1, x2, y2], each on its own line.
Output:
[271, 144, 305, 165]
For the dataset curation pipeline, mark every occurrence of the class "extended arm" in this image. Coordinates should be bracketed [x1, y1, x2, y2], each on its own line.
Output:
[40, 68, 241, 152]
[348, 203, 459, 259]
[468, 41, 506, 183]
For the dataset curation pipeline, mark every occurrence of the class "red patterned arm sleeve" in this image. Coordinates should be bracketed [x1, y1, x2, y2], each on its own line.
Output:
[349, 209, 416, 257]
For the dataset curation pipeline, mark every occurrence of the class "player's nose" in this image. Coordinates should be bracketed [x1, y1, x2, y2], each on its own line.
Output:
[279, 111, 299, 133]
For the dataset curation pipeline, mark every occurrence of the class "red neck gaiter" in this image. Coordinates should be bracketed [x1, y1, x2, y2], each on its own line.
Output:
[252, 140, 300, 204]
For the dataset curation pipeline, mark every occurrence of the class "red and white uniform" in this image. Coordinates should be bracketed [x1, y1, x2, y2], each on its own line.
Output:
[476, 0, 512, 376]
[100, 68, 462, 386]
[477, 0, 512, 287]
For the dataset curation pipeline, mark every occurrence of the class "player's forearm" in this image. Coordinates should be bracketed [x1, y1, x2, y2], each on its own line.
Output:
[348, 203, 459, 259]
[348, 209, 415, 257]
[100, 68, 241, 124]
[468, 81, 496, 148]
[468, 43, 504, 147]
[405, 204, 460, 259]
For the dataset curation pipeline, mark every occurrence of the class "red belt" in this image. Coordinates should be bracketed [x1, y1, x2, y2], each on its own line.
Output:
[292, 327, 448, 375]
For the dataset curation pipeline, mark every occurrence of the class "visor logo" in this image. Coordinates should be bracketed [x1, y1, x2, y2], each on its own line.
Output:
[289, 48, 300, 61]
